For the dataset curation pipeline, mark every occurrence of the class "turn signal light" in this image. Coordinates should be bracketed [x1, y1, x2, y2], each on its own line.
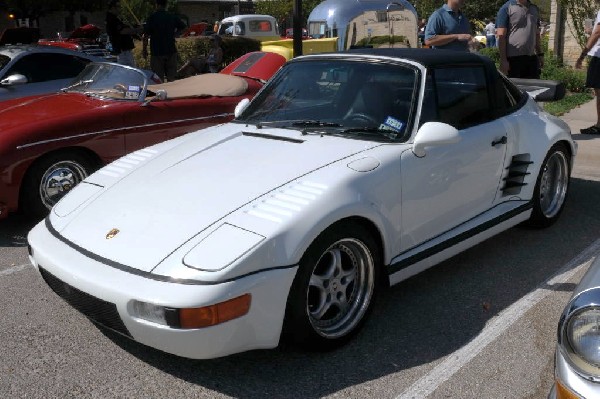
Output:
[555, 379, 581, 399]
[178, 294, 251, 329]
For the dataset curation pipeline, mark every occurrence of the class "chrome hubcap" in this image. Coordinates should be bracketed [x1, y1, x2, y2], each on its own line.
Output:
[39, 161, 88, 210]
[539, 151, 569, 218]
[307, 238, 375, 338]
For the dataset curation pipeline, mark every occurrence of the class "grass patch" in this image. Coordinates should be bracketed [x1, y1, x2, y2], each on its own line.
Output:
[543, 92, 594, 116]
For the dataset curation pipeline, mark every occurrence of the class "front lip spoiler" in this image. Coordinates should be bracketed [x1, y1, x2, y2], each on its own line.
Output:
[43, 217, 297, 285]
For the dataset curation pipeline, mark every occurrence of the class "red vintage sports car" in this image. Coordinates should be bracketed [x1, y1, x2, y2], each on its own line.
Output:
[0, 51, 286, 220]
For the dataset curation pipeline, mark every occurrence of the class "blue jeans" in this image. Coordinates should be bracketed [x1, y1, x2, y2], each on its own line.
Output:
[486, 35, 496, 48]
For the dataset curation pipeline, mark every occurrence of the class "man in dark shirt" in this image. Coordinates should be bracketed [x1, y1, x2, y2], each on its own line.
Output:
[424, 0, 473, 51]
[496, 0, 543, 78]
[106, 0, 140, 67]
[142, 0, 186, 82]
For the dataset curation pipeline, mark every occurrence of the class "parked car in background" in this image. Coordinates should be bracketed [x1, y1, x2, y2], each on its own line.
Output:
[0, 51, 286, 220]
[0, 45, 103, 101]
[549, 255, 600, 399]
[28, 49, 574, 360]
[38, 24, 114, 60]
[218, 14, 280, 41]
[284, 28, 309, 39]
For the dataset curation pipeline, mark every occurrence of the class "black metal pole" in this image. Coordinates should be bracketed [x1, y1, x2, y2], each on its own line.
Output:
[293, 0, 302, 57]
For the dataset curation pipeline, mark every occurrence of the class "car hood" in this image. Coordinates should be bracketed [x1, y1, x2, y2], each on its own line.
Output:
[0, 93, 101, 130]
[54, 126, 380, 273]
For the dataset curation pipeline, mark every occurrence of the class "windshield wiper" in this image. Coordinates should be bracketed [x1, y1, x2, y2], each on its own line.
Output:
[340, 126, 400, 140]
[61, 79, 93, 92]
[290, 120, 343, 128]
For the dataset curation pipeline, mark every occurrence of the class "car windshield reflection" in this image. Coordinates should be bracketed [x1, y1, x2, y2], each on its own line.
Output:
[63, 62, 147, 101]
[237, 59, 418, 141]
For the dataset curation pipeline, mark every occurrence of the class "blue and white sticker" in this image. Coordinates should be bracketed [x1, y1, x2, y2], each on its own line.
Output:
[125, 85, 140, 100]
[378, 116, 405, 132]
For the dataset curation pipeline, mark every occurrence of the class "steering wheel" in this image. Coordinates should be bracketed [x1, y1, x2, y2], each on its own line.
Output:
[113, 83, 127, 93]
[344, 113, 379, 126]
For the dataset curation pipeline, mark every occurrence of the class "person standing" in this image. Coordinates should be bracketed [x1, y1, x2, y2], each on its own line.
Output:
[496, 0, 543, 78]
[484, 18, 496, 48]
[106, 0, 140, 67]
[424, 0, 473, 51]
[575, 10, 600, 134]
[142, 0, 186, 82]
[176, 34, 224, 78]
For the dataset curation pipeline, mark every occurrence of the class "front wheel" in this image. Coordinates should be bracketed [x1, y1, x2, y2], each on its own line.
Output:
[282, 222, 380, 350]
[526, 143, 570, 228]
[21, 152, 96, 219]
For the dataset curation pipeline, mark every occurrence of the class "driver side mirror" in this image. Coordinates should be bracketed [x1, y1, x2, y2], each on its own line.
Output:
[142, 89, 167, 106]
[412, 122, 460, 157]
[0, 74, 28, 86]
[234, 98, 250, 118]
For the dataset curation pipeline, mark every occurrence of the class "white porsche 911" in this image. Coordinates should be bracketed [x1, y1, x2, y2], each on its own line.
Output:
[28, 49, 575, 359]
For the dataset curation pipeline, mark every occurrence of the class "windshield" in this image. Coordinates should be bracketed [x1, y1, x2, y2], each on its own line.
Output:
[0, 54, 10, 70]
[64, 63, 147, 101]
[237, 59, 418, 141]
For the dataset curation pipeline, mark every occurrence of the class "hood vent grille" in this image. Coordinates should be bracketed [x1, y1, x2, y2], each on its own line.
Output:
[501, 154, 533, 195]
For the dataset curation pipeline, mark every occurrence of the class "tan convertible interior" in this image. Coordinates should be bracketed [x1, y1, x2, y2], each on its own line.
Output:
[147, 73, 249, 99]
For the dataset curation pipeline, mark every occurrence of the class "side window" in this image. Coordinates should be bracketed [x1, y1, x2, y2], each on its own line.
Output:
[249, 20, 272, 32]
[235, 22, 246, 35]
[7, 53, 90, 83]
[500, 74, 524, 108]
[433, 66, 492, 129]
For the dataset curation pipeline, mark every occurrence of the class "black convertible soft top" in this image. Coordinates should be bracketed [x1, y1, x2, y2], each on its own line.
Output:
[294, 48, 499, 78]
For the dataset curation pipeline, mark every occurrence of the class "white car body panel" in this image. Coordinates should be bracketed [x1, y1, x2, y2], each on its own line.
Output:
[28, 49, 576, 359]
[28, 222, 297, 359]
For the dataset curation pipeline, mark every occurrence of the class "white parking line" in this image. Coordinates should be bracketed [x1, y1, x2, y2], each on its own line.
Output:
[396, 238, 600, 399]
[0, 263, 32, 276]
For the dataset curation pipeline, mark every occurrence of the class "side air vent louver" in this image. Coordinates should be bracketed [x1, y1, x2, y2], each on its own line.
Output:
[501, 154, 533, 195]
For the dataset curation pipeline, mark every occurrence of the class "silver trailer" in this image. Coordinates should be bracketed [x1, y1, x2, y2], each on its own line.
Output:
[307, 0, 418, 51]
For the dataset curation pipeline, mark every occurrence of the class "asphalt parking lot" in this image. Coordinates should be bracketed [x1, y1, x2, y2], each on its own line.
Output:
[1, 100, 599, 398]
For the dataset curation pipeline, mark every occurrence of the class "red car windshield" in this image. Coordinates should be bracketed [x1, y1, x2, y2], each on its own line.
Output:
[65, 62, 147, 101]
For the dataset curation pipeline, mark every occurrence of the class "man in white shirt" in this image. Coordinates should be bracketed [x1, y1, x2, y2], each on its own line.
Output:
[484, 19, 496, 47]
[576, 10, 600, 134]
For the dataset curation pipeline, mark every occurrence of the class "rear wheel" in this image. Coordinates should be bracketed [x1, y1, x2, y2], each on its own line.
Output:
[526, 143, 570, 228]
[21, 152, 96, 219]
[282, 222, 380, 350]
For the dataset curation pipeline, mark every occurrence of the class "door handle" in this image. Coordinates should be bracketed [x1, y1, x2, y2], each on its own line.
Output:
[491, 136, 507, 146]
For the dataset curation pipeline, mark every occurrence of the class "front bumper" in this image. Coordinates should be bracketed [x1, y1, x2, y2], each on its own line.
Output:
[28, 219, 297, 359]
[549, 348, 597, 399]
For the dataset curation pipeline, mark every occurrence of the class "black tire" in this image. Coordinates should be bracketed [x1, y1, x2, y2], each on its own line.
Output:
[20, 152, 96, 220]
[526, 143, 570, 228]
[282, 222, 381, 350]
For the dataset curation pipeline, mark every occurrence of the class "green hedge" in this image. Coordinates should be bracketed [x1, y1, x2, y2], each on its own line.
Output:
[133, 36, 262, 71]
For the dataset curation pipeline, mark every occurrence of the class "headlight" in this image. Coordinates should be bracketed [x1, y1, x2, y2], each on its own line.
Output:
[564, 307, 600, 378]
[183, 223, 264, 271]
[130, 295, 251, 328]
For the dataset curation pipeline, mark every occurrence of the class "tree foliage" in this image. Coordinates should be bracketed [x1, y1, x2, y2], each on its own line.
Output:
[5, 0, 104, 19]
[416, 0, 551, 27]
[558, 0, 598, 48]
[255, 0, 322, 26]
[3, 0, 179, 24]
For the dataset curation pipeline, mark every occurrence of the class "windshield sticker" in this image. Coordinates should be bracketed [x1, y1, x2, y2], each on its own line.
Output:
[125, 85, 140, 100]
[379, 116, 405, 133]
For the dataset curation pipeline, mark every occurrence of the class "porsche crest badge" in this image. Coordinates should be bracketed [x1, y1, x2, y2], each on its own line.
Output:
[105, 228, 120, 239]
